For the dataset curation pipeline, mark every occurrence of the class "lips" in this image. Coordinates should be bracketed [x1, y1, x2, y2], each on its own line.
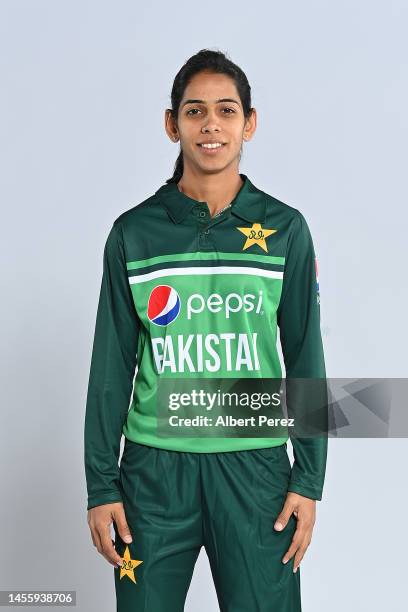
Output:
[196, 144, 227, 153]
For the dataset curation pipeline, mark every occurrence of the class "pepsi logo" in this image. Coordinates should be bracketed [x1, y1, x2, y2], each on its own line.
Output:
[147, 285, 181, 326]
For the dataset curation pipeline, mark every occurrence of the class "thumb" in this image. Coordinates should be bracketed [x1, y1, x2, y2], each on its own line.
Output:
[113, 506, 133, 544]
[274, 501, 294, 531]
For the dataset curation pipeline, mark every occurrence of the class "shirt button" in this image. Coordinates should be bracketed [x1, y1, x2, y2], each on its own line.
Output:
[199, 211, 206, 218]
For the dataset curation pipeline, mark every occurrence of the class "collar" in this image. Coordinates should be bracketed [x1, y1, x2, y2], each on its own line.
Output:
[155, 173, 267, 225]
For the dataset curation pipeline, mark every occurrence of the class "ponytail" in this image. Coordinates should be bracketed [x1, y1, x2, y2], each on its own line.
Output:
[167, 149, 184, 184]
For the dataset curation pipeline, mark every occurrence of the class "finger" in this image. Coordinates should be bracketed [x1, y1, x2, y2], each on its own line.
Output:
[284, 528, 312, 566]
[113, 506, 133, 544]
[97, 523, 123, 568]
[293, 538, 311, 572]
[294, 515, 313, 533]
[87, 514, 97, 547]
[281, 521, 309, 563]
[90, 527, 97, 548]
[274, 501, 296, 531]
[112, 539, 124, 568]
[99, 544, 122, 568]
[282, 534, 302, 564]
[100, 525, 123, 567]
[91, 526, 103, 555]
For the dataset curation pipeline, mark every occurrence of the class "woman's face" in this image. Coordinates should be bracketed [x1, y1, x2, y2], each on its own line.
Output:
[166, 70, 256, 176]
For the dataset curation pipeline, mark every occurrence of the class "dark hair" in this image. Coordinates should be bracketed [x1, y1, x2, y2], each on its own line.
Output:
[166, 48, 253, 184]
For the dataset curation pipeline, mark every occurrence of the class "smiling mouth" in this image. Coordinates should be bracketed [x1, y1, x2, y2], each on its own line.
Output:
[196, 143, 227, 151]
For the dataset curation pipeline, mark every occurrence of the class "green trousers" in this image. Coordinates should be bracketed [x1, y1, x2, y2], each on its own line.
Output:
[113, 439, 301, 611]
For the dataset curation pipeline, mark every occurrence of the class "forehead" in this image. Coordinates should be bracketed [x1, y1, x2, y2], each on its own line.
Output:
[182, 71, 239, 103]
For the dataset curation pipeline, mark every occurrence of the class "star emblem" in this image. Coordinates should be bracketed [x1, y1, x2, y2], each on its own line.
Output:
[119, 545, 143, 584]
[236, 222, 277, 253]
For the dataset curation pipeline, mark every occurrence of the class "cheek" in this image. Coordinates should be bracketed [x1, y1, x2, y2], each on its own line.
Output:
[226, 140, 244, 155]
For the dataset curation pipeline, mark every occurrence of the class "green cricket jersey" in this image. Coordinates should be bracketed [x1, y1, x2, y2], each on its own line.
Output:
[84, 173, 328, 509]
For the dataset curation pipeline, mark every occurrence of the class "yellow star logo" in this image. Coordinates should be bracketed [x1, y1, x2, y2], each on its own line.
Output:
[119, 545, 143, 584]
[236, 222, 277, 253]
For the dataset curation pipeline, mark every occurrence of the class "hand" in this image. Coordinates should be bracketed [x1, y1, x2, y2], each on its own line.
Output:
[274, 492, 316, 573]
[87, 501, 133, 568]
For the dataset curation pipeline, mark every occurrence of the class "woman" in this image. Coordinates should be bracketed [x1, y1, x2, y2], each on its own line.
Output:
[85, 48, 328, 612]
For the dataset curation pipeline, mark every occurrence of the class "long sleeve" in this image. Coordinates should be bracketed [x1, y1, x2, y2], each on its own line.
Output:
[84, 221, 140, 511]
[277, 211, 328, 501]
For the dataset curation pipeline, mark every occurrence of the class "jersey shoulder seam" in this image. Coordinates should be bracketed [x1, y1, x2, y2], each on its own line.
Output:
[112, 193, 160, 228]
[262, 191, 304, 224]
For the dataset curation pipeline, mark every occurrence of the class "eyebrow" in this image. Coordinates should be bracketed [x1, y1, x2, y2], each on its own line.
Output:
[181, 98, 240, 107]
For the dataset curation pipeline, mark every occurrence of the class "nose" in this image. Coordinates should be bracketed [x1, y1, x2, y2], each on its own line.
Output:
[201, 125, 221, 134]
[201, 111, 221, 133]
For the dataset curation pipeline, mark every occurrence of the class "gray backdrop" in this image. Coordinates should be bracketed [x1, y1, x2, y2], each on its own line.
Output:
[1, 0, 407, 610]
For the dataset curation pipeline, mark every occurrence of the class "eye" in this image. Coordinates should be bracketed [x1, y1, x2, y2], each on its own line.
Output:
[186, 108, 201, 116]
[186, 106, 236, 116]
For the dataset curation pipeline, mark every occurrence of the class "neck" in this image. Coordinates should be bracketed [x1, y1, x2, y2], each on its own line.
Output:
[177, 167, 244, 217]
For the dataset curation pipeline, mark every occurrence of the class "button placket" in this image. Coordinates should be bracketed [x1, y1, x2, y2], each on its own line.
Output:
[194, 204, 209, 230]
[197, 214, 213, 250]
[192, 202, 229, 250]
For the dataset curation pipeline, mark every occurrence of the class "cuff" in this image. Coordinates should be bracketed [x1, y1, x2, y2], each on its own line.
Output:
[287, 480, 323, 501]
[87, 490, 123, 511]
